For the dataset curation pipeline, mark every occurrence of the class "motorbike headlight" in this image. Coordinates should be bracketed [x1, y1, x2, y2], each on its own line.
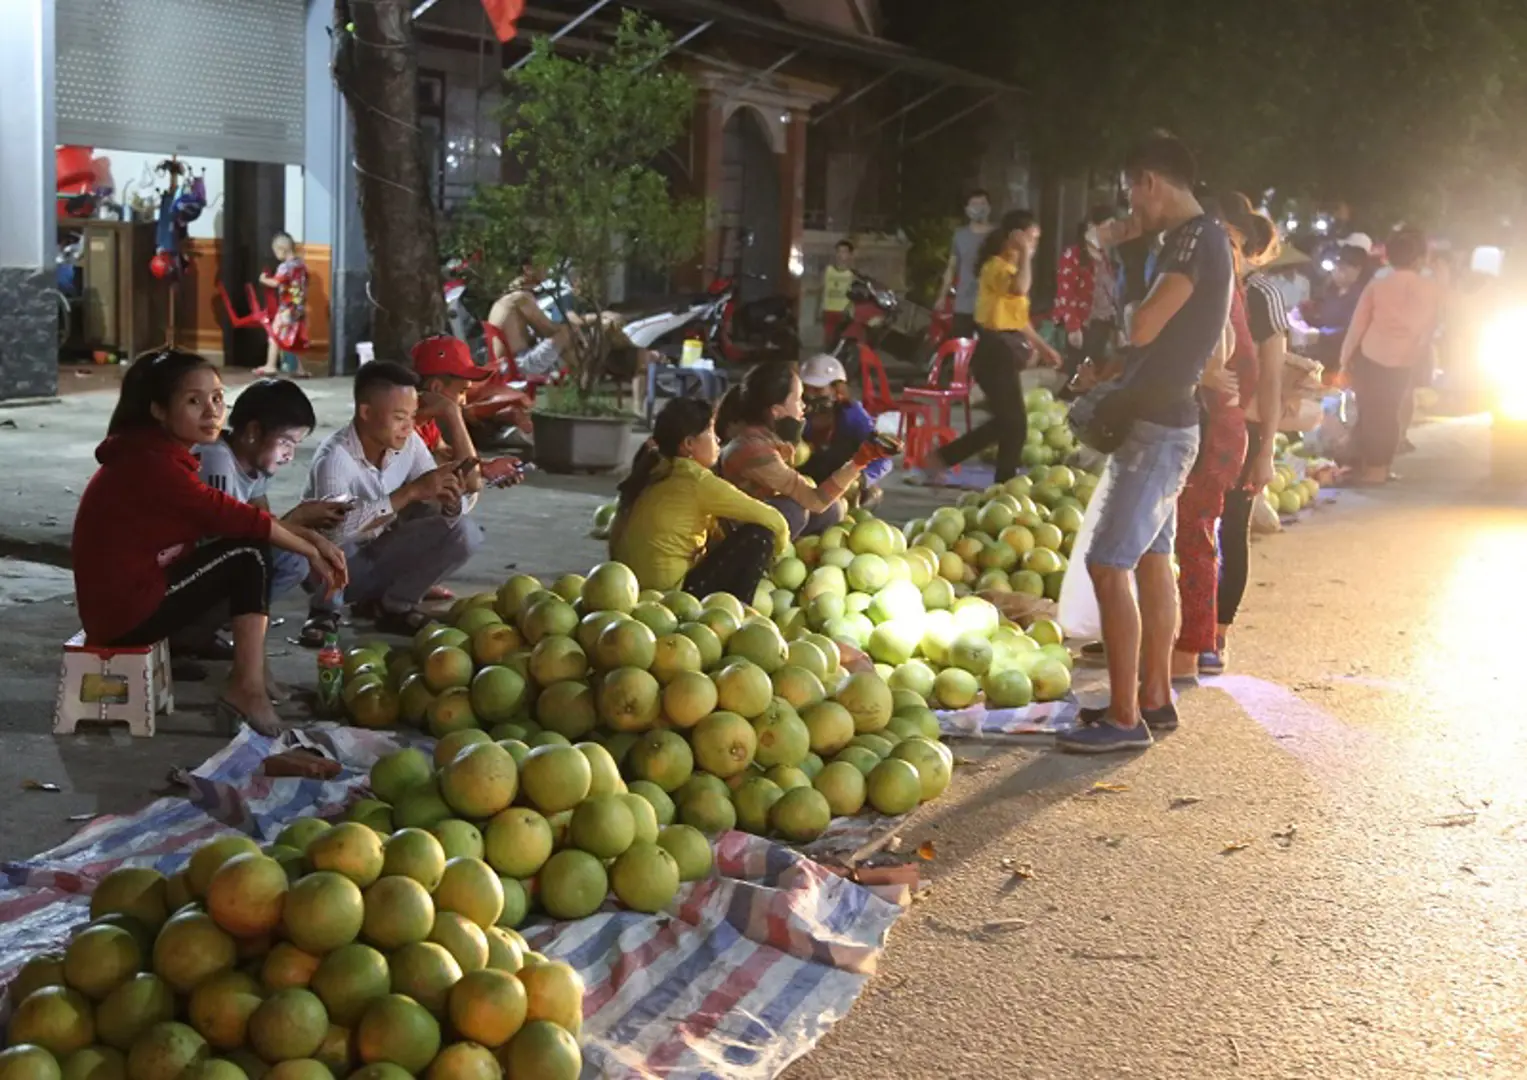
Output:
[1479, 307, 1527, 421]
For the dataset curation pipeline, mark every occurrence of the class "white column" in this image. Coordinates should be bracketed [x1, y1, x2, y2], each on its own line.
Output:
[0, 0, 53, 269]
[0, 0, 58, 400]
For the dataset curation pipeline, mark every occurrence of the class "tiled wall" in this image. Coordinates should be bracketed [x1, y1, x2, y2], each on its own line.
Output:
[0, 268, 59, 400]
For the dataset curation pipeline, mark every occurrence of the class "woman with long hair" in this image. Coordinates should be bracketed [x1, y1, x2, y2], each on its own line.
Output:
[1171, 191, 1263, 681]
[716, 363, 892, 538]
[1214, 212, 1289, 671]
[923, 210, 1063, 482]
[73, 348, 347, 734]
[611, 396, 790, 599]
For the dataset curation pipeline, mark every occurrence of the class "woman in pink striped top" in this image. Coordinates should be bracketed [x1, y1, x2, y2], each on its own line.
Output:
[1339, 228, 1441, 484]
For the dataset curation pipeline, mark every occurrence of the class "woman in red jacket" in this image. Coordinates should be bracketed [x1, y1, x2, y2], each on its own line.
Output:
[1053, 206, 1123, 386]
[73, 349, 346, 734]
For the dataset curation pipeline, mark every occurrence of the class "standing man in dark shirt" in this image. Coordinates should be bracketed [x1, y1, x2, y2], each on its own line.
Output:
[1058, 132, 1234, 753]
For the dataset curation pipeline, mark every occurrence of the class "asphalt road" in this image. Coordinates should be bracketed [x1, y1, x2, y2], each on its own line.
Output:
[789, 415, 1527, 1080]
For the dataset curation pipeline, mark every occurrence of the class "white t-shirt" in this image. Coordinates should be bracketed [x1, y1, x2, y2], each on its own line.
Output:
[304, 422, 476, 542]
[196, 436, 269, 505]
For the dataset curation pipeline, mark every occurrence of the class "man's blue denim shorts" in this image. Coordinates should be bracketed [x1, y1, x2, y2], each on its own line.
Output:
[1086, 419, 1201, 570]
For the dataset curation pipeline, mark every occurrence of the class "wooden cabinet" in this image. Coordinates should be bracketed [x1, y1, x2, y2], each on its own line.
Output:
[58, 218, 167, 360]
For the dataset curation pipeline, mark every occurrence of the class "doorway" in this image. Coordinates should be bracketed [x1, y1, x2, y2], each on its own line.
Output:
[720, 107, 782, 302]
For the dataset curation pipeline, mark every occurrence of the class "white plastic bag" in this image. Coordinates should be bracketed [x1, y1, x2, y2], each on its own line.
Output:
[1058, 462, 1113, 640]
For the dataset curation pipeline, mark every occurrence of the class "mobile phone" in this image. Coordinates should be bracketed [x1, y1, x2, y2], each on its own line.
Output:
[323, 494, 358, 512]
[454, 457, 481, 476]
[871, 432, 903, 455]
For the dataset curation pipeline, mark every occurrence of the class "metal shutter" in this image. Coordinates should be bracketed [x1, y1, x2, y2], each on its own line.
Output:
[55, 0, 305, 165]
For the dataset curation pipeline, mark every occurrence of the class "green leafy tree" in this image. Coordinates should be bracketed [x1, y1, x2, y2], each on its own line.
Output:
[453, 11, 704, 412]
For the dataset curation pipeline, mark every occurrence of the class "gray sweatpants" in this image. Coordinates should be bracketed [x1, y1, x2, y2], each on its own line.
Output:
[314, 508, 485, 615]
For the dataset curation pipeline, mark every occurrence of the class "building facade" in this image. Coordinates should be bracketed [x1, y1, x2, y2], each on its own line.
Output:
[0, 0, 1017, 399]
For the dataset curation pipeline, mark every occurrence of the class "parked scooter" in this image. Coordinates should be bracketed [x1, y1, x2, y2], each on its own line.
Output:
[699, 272, 799, 365]
[826, 274, 900, 356]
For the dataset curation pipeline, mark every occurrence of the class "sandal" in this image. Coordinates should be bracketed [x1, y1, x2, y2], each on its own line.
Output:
[370, 606, 436, 635]
[297, 611, 341, 649]
[216, 697, 286, 737]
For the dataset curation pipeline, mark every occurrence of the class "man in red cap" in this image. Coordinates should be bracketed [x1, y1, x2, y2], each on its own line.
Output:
[409, 335, 489, 492]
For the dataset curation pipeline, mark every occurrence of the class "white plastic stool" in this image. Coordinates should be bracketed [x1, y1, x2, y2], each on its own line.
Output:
[53, 632, 173, 738]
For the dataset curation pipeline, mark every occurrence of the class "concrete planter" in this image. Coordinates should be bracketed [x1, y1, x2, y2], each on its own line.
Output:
[530, 410, 633, 474]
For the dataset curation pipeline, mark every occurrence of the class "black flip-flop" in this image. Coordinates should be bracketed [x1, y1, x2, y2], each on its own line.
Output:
[297, 611, 341, 648]
[371, 607, 435, 635]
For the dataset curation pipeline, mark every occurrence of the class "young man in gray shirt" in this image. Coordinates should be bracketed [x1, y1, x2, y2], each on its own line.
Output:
[937, 189, 996, 339]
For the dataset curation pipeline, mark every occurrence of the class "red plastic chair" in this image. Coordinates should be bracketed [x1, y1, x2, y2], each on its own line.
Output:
[857, 344, 898, 417]
[481, 323, 556, 400]
[215, 281, 277, 334]
[904, 336, 975, 431]
[901, 404, 959, 473]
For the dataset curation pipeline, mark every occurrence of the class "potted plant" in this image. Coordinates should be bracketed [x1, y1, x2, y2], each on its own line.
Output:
[452, 12, 704, 473]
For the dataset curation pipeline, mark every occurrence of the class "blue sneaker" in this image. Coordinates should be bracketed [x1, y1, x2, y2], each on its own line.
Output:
[1141, 701, 1179, 732]
[1198, 650, 1225, 676]
[1056, 718, 1153, 753]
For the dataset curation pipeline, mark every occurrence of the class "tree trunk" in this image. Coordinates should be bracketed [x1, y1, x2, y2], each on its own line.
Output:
[333, 0, 446, 362]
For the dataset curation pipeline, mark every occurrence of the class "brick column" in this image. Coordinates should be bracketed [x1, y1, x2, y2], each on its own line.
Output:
[777, 108, 808, 302]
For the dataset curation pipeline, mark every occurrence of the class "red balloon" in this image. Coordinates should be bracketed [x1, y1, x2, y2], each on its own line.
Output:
[149, 251, 175, 280]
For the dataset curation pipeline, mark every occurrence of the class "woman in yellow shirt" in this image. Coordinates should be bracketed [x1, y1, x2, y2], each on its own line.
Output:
[925, 210, 1061, 482]
[610, 397, 791, 599]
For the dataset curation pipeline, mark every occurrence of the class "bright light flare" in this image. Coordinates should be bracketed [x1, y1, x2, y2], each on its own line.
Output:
[788, 244, 805, 278]
[1479, 307, 1527, 421]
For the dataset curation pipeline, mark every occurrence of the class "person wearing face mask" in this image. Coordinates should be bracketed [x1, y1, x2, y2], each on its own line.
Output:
[716, 363, 893, 538]
[936, 189, 996, 340]
[1054, 207, 1124, 386]
[610, 397, 790, 600]
[798, 353, 892, 508]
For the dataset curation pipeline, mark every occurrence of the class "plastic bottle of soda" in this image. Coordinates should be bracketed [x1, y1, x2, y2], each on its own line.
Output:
[317, 632, 344, 717]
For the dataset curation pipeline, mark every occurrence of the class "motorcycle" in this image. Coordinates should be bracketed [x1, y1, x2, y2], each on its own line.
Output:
[825, 275, 900, 358]
[682, 271, 796, 366]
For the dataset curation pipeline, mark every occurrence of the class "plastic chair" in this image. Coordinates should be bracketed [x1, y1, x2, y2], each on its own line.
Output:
[901, 405, 959, 474]
[54, 632, 172, 738]
[857, 344, 898, 417]
[904, 337, 975, 431]
[215, 281, 277, 332]
[481, 323, 555, 401]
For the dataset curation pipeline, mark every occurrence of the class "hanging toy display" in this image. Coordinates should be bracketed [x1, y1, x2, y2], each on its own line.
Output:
[150, 159, 207, 283]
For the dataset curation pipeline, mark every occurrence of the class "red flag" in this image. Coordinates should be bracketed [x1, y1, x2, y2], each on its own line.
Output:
[481, 0, 524, 42]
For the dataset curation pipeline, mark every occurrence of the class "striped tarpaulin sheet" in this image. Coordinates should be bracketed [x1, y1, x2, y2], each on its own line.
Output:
[935, 699, 1082, 739]
[0, 725, 904, 1079]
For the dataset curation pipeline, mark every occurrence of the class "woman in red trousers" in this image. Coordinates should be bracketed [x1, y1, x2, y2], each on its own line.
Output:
[1172, 193, 1265, 681]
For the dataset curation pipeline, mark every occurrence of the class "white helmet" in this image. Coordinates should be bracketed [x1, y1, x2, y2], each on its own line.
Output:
[801, 353, 849, 388]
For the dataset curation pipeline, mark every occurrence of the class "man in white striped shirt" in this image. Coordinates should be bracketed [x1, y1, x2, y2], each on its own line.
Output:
[299, 362, 484, 640]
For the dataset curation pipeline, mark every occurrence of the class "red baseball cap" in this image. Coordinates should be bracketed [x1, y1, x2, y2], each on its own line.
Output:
[410, 335, 489, 381]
